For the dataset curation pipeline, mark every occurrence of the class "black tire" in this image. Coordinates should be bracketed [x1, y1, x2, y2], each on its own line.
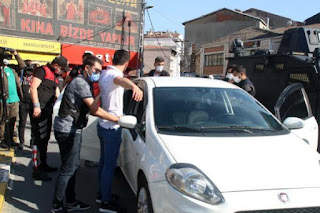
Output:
[137, 176, 154, 213]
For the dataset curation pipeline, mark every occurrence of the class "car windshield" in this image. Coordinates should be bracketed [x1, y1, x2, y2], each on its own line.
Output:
[153, 87, 289, 136]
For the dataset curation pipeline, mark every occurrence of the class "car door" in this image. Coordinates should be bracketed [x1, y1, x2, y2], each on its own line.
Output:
[274, 83, 319, 150]
[120, 81, 146, 191]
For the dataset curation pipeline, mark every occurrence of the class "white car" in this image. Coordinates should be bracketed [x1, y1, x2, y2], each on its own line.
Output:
[63, 77, 320, 213]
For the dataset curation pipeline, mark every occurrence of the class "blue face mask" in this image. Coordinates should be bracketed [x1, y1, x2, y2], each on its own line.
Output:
[88, 72, 100, 82]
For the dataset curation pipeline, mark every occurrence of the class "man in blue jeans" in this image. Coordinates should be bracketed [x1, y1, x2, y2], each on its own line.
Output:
[51, 55, 119, 213]
[97, 49, 143, 212]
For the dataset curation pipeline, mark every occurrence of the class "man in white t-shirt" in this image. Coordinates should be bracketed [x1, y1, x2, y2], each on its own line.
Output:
[97, 49, 143, 213]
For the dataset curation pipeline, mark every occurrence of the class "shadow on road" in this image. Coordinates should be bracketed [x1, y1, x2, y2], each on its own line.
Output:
[5, 146, 136, 213]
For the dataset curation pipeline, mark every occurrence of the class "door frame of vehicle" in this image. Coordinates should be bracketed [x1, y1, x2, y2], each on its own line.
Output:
[274, 83, 313, 121]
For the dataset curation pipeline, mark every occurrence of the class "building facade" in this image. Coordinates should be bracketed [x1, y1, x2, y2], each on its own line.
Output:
[183, 8, 268, 72]
[0, 0, 141, 67]
[143, 31, 183, 77]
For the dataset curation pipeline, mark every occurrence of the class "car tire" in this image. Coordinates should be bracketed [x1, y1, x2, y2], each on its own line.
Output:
[137, 177, 154, 213]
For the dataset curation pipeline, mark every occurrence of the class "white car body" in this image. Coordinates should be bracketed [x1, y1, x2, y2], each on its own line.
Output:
[54, 77, 320, 213]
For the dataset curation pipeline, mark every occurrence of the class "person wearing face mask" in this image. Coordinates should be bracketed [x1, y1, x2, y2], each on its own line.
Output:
[223, 64, 236, 83]
[30, 56, 69, 181]
[147, 56, 170, 76]
[51, 55, 120, 213]
[232, 65, 256, 96]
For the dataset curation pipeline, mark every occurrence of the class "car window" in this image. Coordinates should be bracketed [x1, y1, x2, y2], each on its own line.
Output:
[123, 84, 146, 140]
[278, 89, 309, 121]
[153, 87, 288, 136]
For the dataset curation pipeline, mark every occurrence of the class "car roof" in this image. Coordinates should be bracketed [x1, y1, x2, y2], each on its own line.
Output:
[141, 77, 239, 89]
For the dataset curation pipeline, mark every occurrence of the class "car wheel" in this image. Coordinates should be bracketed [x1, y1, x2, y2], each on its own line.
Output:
[137, 178, 154, 213]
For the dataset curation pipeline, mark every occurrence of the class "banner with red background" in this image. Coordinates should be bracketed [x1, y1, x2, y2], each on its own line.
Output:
[61, 44, 138, 68]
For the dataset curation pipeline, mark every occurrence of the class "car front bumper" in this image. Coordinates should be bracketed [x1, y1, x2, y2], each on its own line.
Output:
[149, 181, 320, 213]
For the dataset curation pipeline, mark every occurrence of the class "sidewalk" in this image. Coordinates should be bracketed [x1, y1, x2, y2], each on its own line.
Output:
[0, 148, 15, 212]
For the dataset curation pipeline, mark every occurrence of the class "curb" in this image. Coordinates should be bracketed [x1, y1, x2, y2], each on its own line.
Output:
[0, 148, 15, 213]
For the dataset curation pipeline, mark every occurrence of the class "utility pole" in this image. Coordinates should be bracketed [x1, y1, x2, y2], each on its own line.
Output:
[137, 0, 153, 77]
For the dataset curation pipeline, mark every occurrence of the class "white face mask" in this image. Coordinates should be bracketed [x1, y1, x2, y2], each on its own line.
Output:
[233, 76, 241, 83]
[226, 73, 234, 80]
[155, 65, 164, 72]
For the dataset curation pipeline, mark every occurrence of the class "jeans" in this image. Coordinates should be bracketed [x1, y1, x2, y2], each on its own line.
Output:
[53, 129, 82, 204]
[97, 124, 122, 202]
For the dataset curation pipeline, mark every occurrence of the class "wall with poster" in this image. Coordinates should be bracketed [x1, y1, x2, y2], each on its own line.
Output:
[0, 0, 141, 51]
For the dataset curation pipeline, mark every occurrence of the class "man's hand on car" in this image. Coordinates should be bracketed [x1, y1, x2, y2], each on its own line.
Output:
[132, 85, 143, 102]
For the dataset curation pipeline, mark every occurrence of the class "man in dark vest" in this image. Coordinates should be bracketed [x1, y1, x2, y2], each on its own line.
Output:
[51, 55, 119, 212]
[30, 56, 69, 181]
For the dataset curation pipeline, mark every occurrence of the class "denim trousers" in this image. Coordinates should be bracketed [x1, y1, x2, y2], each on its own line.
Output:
[53, 129, 82, 204]
[97, 124, 122, 203]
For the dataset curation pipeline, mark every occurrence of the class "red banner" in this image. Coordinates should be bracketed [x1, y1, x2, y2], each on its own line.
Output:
[61, 44, 138, 68]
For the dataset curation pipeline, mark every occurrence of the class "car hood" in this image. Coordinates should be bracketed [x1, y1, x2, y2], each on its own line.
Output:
[159, 133, 320, 192]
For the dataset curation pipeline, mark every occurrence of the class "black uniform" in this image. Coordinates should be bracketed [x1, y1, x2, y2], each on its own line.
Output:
[30, 64, 58, 169]
[238, 78, 256, 96]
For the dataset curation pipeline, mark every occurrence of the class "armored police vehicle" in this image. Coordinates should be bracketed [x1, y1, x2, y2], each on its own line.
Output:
[229, 27, 320, 149]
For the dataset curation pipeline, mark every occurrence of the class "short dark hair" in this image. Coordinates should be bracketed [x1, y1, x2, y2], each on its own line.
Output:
[24, 59, 32, 65]
[112, 49, 130, 65]
[82, 52, 92, 60]
[83, 55, 102, 67]
[155, 56, 165, 63]
[233, 65, 246, 74]
[227, 64, 236, 70]
[52, 56, 69, 70]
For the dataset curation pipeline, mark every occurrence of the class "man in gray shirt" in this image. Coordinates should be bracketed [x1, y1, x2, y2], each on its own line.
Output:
[51, 55, 119, 213]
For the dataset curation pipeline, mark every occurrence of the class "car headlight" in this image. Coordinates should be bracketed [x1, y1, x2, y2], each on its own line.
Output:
[165, 163, 224, 205]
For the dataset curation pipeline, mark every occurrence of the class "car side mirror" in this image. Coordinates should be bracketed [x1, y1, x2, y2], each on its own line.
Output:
[283, 117, 304, 130]
[119, 115, 137, 129]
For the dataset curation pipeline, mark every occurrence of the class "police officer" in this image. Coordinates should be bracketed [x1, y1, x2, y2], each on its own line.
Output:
[232, 65, 256, 96]
[30, 56, 69, 181]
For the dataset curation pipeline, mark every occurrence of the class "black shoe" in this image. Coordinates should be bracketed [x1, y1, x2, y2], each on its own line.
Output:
[84, 160, 99, 167]
[65, 200, 91, 212]
[99, 202, 118, 213]
[0, 142, 9, 149]
[51, 201, 64, 213]
[32, 170, 52, 181]
[96, 194, 119, 204]
[10, 142, 19, 147]
[38, 164, 58, 173]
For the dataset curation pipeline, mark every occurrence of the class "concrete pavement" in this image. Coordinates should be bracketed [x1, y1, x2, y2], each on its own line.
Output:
[3, 122, 136, 213]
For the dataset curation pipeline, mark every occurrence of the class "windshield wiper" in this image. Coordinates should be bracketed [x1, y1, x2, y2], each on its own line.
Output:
[200, 126, 274, 132]
[157, 125, 202, 132]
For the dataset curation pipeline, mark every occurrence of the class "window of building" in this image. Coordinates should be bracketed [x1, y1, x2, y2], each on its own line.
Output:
[204, 53, 224, 67]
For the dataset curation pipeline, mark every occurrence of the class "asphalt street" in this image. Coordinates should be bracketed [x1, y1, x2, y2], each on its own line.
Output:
[3, 120, 136, 213]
